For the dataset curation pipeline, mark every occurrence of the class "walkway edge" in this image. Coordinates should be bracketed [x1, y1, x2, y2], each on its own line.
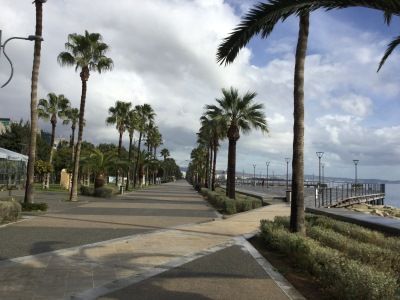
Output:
[235, 236, 306, 300]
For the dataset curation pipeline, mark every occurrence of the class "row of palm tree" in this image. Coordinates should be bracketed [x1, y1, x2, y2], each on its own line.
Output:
[106, 101, 169, 189]
[216, 0, 400, 233]
[188, 87, 268, 199]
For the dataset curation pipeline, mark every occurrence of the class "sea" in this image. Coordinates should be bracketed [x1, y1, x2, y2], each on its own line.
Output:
[384, 184, 400, 208]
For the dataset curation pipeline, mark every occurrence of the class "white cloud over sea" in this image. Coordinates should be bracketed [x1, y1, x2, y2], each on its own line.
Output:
[0, 0, 400, 180]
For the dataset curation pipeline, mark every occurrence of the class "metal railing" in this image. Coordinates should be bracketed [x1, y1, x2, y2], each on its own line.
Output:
[315, 183, 385, 208]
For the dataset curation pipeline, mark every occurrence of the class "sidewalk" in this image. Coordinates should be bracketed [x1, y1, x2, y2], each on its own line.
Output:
[0, 182, 302, 300]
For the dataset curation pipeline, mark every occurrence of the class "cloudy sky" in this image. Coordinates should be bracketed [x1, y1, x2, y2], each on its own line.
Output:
[1, 0, 400, 180]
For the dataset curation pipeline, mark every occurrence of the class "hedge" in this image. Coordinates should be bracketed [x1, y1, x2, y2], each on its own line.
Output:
[21, 202, 48, 212]
[260, 220, 398, 299]
[200, 188, 262, 215]
[93, 187, 113, 198]
[0, 200, 21, 223]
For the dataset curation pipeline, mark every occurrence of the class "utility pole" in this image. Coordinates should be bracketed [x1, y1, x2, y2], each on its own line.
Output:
[316, 152, 324, 186]
[253, 164, 256, 187]
[266, 161, 270, 188]
[353, 160, 359, 185]
[285, 158, 290, 190]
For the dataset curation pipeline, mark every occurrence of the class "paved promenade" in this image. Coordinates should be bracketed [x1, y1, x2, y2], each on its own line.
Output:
[0, 181, 300, 300]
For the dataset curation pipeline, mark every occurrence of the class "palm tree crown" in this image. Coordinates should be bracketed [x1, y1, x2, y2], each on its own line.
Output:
[58, 30, 113, 75]
[106, 101, 132, 136]
[38, 93, 70, 127]
[217, 0, 400, 70]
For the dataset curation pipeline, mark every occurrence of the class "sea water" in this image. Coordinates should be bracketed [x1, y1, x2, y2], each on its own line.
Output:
[384, 184, 400, 208]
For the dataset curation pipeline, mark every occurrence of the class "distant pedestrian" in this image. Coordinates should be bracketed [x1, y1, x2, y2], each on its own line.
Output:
[262, 179, 265, 187]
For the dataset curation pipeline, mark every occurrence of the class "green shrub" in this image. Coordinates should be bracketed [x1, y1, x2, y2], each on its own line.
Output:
[224, 199, 236, 214]
[80, 185, 94, 196]
[307, 225, 400, 278]
[93, 187, 113, 198]
[235, 199, 252, 212]
[306, 214, 400, 252]
[200, 188, 208, 196]
[250, 199, 262, 209]
[0, 200, 21, 223]
[21, 202, 48, 211]
[260, 220, 398, 299]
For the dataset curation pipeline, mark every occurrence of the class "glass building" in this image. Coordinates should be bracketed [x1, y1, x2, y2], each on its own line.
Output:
[0, 147, 28, 188]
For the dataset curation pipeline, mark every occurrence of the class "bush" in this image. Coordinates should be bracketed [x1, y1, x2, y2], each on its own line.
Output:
[80, 185, 94, 196]
[235, 199, 252, 212]
[21, 202, 48, 212]
[224, 199, 236, 214]
[93, 187, 113, 198]
[306, 214, 400, 252]
[200, 188, 208, 197]
[260, 220, 398, 299]
[0, 200, 21, 223]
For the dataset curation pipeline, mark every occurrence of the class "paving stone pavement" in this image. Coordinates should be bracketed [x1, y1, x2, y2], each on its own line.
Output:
[0, 181, 298, 300]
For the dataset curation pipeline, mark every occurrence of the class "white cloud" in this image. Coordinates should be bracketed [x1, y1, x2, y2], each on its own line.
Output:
[1, 1, 400, 180]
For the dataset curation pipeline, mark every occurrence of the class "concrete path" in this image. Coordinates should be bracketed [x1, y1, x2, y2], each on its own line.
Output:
[0, 181, 299, 300]
[0, 182, 217, 260]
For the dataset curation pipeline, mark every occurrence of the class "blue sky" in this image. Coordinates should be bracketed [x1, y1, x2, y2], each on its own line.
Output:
[1, 0, 400, 180]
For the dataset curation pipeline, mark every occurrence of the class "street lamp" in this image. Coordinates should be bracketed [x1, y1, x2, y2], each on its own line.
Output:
[266, 161, 270, 188]
[316, 152, 324, 186]
[253, 164, 256, 187]
[353, 160, 359, 185]
[322, 163, 325, 185]
[285, 158, 290, 190]
[0, 30, 43, 88]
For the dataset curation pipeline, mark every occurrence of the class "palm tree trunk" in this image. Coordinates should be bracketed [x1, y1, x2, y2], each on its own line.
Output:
[205, 147, 210, 188]
[70, 124, 75, 164]
[290, 13, 309, 235]
[70, 66, 89, 201]
[45, 121, 56, 189]
[133, 132, 142, 188]
[209, 145, 213, 189]
[24, 0, 44, 204]
[125, 133, 133, 190]
[212, 140, 218, 191]
[227, 138, 237, 199]
[116, 130, 123, 186]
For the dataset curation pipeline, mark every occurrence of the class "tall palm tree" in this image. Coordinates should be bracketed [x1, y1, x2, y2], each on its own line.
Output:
[133, 104, 155, 187]
[197, 124, 212, 188]
[125, 108, 139, 190]
[217, 4, 307, 233]
[38, 93, 70, 188]
[25, 0, 46, 204]
[106, 100, 131, 185]
[58, 30, 113, 201]
[215, 0, 400, 233]
[206, 87, 268, 199]
[63, 107, 80, 161]
[201, 114, 227, 191]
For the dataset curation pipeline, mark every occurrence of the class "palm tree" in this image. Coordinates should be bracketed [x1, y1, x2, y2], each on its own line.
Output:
[81, 148, 118, 189]
[197, 124, 212, 188]
[37, 93, 70, 188]
[206, 87, 268, 200]
[217, 4, 308, 233]
[125, 108, 138, 190]
[58, 30, 113, 201]
[201, 114, 227, 191]
[24, 0, 46, 204]
[106, 100, 132, 185]
[63, 107, 80, 162]
[160, 148, 170, 161]
[133, 104, 155, 187]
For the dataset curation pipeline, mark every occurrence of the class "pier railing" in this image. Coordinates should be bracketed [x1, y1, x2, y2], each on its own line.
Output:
[315, 183, 385, 208]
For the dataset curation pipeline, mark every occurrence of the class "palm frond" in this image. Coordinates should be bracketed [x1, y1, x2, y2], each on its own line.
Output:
[377, 35, 400, 72]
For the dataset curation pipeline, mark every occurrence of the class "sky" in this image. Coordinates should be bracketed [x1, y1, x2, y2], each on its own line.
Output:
[1, 0, 400, 180]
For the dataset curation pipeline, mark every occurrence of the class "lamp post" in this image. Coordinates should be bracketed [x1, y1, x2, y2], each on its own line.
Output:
[322, 163, 325, 185]
[316, 152, 324, 186]
[0, 30, 43, 88]
[253, 164, 256, 187]
[353, 160, 359, 185]
[285, 158, 290, 190]
[266, 161, 270, 188]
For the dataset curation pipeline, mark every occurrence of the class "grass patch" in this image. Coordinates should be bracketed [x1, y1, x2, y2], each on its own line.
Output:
[34, 183, 69, 193]
[21, 202, 48, 212]
[259, 215, 400, 299]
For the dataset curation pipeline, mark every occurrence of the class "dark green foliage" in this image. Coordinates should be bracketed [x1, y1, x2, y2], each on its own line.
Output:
[21, 202, 48, 212]
[223, 199, 237, 214]
[235, 199, 252, 212]
[93, 187, 113, 198]
[260, 220, 398, 299]
[0, 200, 21, 223]
[80, 185, 94, 196]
